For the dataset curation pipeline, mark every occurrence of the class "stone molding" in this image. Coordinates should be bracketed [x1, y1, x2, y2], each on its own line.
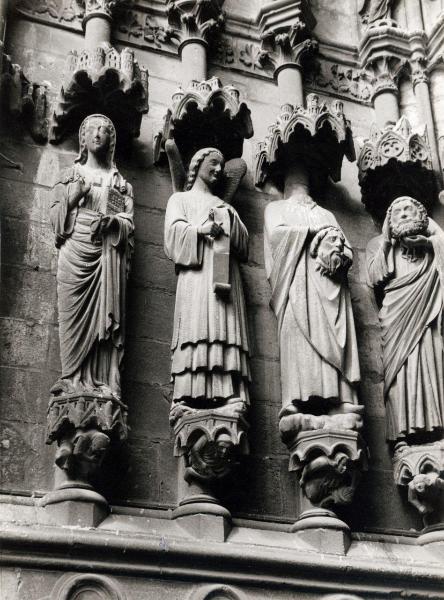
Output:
[188, 584, 247, 600]
[44, 573, 127, 600]
[2, 520, 444, 595]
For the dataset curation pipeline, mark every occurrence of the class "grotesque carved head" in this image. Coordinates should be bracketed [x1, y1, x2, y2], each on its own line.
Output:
[76, 114, 116, 167]
[387, 196, 429, 239]
[185, 147, 224, 191]
[310, 226, 349, 277]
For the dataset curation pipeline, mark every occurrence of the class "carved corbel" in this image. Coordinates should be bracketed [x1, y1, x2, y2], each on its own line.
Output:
[363, 54, 404, 101]
[166, 0, 225, 49]
[289, 430, 367, 538]
[393, 442, 444, 526]
[357, 116, 436, 222]
[154, 76, 253, 167]
[172, 407, 249, 518]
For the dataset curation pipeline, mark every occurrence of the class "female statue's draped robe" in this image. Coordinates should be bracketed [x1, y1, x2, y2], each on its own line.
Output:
[264, 198, 360, 415]
[367, 223, 444, 440]
[164, 191, 251, 406]
[50, 164, 134, 398]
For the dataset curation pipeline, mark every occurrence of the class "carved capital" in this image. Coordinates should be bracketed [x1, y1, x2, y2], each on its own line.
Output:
[288, 430, 367, 510]
[357, 116, 435, 221]
[410, 57, 429, 87]
[258, 0, 317, 72]
[255, 94, 355, 189]
[77, 0, 126, 21]
[363, 54, 404, 100]
[393, 441, 444, 525]
[166, 0, 225, 48]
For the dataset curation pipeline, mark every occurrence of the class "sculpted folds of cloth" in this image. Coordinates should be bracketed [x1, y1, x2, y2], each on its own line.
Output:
[264, 193, 362, 436]
[367, 196, 444, 442]
[50, 114, 134, 400]
[164, 148, 251, 419]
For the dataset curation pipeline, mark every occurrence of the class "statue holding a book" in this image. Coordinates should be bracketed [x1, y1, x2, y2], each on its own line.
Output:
[50, 114, 134, 401]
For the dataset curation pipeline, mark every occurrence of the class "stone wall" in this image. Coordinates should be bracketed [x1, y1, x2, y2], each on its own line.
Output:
[0, 0, 436, 536]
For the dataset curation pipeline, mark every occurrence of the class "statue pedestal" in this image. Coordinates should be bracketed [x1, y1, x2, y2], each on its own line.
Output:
[286, 429, 367, 551]
[43, 392, 128, 524]
[172, 408, 249, 522]
[393, 441, 444, 528]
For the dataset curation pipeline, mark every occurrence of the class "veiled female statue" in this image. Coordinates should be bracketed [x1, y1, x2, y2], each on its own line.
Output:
[50, 114, 134, 400]
[164, 147, 251, 420]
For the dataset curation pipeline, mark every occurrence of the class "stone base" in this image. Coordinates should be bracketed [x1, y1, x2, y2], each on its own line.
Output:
[417, 523, 444, 549]
[41, 485, 108, 527]
[173, 490, 231, 520]
[175, 513, 231, 542]
[292, 509, 351, 554]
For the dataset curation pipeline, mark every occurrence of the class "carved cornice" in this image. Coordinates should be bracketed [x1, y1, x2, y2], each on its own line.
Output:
[154, 76, 253, 166]
[166, 0, 225, 50]
[50, 43, 149, 143]
[258, 0, 317, 73]
[255, 94, 355, 189]
[357, 116, 436, 220]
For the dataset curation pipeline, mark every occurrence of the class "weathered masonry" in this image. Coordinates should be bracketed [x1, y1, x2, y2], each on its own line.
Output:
[1, 1, 444, 599]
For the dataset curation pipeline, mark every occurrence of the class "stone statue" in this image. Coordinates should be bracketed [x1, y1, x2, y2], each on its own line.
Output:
[359, 0, 394, 24]
[264, 192, 362, 438]
[367, 196, 444, 443]
[164, 147, 251, 421]
[50, 114, 134, 400]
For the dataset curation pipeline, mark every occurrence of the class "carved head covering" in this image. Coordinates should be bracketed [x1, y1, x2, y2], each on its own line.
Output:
[75, 114, 117, 168]
[185, 147, 224, 191]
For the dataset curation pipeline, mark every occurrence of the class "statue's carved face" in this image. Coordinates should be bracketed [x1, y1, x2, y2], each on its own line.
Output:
[198, 152, 224, 188]
[84, 117, 112, 157]
[390, 198, 427, 239]
[315, 229, 347, 277]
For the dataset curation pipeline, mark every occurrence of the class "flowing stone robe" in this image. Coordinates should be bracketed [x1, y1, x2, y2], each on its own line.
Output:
[50, 164, 134, 399]
[367, 222, 444, 441]
[164, 190, 251, 406]
[264, 198, 360, 415]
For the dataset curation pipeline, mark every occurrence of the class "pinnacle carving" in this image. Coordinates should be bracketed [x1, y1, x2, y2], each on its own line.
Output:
[357, 116, 435, 220]
[255, 94, 355, 189]
[166, 0, 225, 47]
[258, 0, 317, 71]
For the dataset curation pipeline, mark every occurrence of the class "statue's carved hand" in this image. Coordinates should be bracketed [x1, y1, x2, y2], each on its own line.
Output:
[70, 176, 91, 209]
[100, 215, 118, 234]
[198, 220, 224, 239]
[382, 212, 392, 247]
[401, 234, 431, 250]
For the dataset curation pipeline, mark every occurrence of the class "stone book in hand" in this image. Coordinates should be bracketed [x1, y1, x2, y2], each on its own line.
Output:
[106, 187, 125, 215]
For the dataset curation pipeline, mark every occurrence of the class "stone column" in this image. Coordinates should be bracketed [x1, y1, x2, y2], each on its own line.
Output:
[366, 56, 402, 128]
[412, 61, 442, 177]
[258, 1, 318, 108]
[405, 1, 424, 31]
[166, 0, 225, 85]
[80, 0, 125, 50]
[0, 0, 7, 69]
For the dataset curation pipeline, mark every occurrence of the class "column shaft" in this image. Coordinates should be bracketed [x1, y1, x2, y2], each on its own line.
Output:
[180, 40, 207, 85]
[373, 91, 400, 128]
[84, 16, 112, 52]
[414, 80, 442, 176]
[277, 65, 304, 107]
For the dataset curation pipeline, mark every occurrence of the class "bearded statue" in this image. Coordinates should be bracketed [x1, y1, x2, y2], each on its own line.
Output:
[367, 196, 444, 443]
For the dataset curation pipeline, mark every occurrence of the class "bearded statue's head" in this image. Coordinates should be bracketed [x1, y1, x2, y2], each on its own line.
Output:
[387, 196, 429, 240]
[310, 226, 349, 277]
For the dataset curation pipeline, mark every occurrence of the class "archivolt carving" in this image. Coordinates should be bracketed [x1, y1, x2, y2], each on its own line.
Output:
[188, 584, 247, 600]
[47, 573, 126, 600]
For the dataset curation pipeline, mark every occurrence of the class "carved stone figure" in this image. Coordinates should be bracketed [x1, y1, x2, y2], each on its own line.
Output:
[164, 147, 250, 418]
[50, 114, 134, 400]
[359, 0, 394, 25]
[264, 192, 362, 437]
[367, 196, 444, 443]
